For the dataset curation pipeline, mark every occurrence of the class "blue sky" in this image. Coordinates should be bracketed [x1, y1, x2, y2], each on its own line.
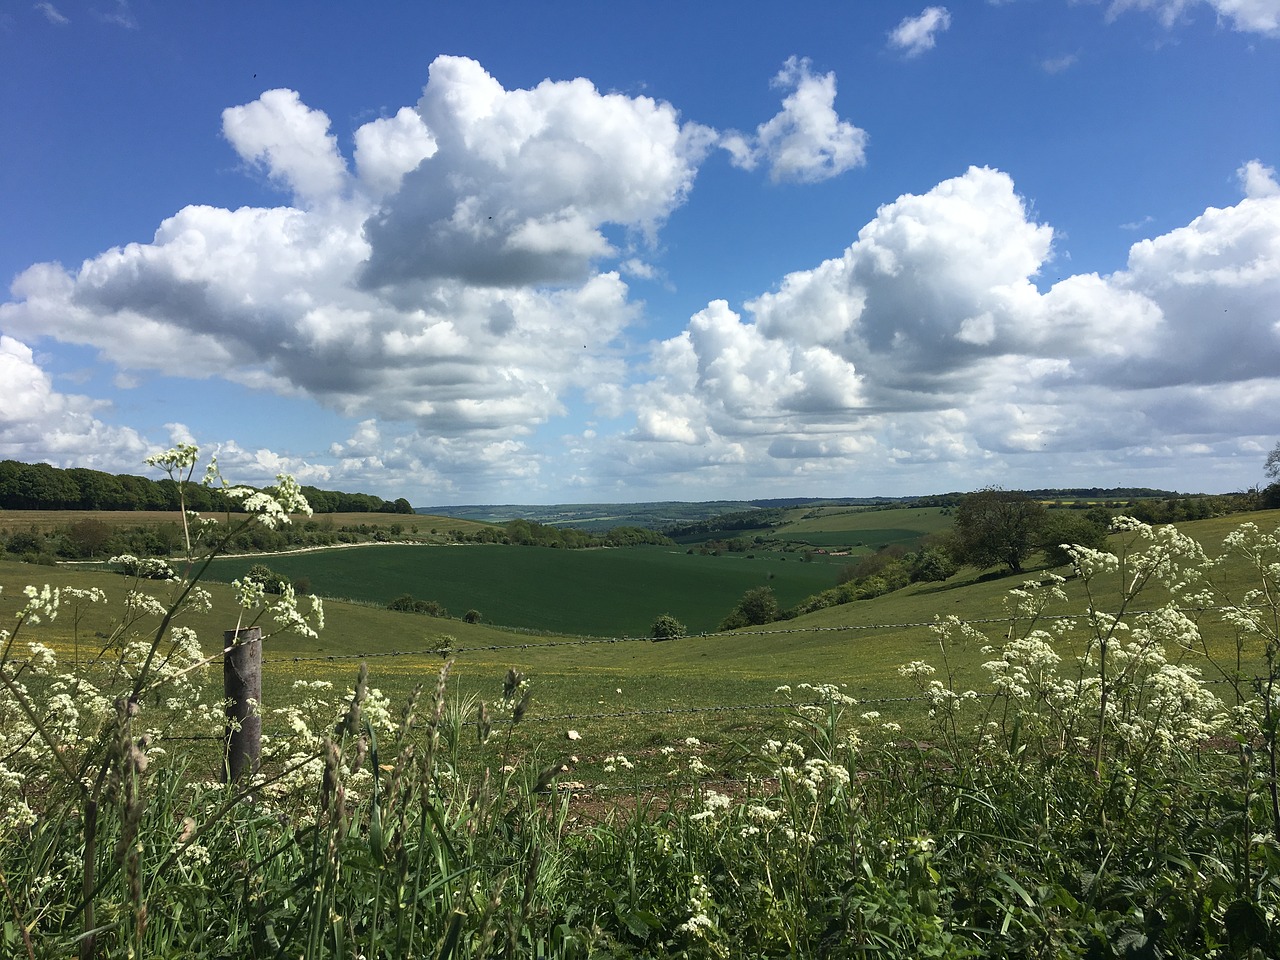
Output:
[2, 1, 1278, 505]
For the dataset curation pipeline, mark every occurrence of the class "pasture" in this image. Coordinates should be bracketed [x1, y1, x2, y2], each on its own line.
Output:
[10, 509, 1276, 779]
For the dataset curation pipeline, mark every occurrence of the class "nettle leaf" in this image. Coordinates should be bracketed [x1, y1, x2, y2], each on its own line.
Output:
[1224, 898, 1271, 949]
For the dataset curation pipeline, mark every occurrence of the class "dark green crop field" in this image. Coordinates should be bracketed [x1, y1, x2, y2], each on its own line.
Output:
[206, 543, 843, 636]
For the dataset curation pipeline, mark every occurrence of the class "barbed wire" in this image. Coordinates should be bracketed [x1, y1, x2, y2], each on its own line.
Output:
[264, 604, 1245, 665]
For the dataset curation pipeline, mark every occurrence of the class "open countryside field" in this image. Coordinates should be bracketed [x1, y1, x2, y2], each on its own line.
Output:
[9, 509, 1279, 957]
[770, 504, 953, 550]
[7, 509, 1276, 784]
[204, 542, 845, 636]
[666, 503, 955, 553]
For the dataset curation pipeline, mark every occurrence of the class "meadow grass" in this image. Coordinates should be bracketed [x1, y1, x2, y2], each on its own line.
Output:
[7, 510, 1274, 787]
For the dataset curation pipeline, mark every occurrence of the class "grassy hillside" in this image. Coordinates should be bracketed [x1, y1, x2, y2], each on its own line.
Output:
[10, 509, 1276, 777]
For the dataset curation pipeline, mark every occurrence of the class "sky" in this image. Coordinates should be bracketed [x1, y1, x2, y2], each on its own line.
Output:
[2, 1, 1279, 506]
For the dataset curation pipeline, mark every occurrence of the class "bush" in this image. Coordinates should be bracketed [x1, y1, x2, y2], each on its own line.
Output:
[909, 547, 958, 583]
[387, 594, 449, 617]
[463, 608, 482, 623]
[650, 613, 687, 640]
[245, 562, 287, 594]
[720, 586, 779, 630]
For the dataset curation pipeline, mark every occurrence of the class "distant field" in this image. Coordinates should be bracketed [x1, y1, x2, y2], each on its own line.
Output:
[0, 509, 489, 536]
[768, 505, 953, 551]
[205, 543, 845, 636]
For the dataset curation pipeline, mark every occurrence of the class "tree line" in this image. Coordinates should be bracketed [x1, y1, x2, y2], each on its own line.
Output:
[0, 459, 414, 514]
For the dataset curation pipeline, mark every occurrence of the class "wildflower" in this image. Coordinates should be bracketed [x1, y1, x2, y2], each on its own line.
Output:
[145, 443, 200, 473]
[26, 643, 57, 675]
[18, 584, 60, 625]
[677, 913, 713, 933]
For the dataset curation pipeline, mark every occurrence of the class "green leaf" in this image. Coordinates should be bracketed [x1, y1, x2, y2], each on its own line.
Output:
[1225, 898, 1270, 949]
[620, 908, 660, 940]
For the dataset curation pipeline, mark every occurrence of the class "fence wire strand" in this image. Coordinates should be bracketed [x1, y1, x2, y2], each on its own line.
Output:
[263, 605, 1233, 665]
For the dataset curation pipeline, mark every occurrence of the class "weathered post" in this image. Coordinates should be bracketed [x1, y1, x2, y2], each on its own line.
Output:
[223, 626, 262, 783]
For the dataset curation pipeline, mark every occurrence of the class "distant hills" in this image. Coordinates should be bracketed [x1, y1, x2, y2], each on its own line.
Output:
[420, 489, 1187, 532]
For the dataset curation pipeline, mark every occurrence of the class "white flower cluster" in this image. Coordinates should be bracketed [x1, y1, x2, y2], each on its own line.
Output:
[109, 555, 178, 581]
[17, 585, 59, 625]
[675, 874, 718, 942]
[689, 789, 733, 823]
[222, 474, 313, 530]
[602, 754, 633, 774]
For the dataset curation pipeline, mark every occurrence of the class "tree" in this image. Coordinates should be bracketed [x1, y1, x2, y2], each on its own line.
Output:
[951, 488, 1046, 573]
[246, 563, 287, 594]
[1036, 511, 1110, 568]
[650, 613, 687, 641]
[718, 586, 780, 631]
[1263, 443, 1280, 509]
[66, 518, 114, 558]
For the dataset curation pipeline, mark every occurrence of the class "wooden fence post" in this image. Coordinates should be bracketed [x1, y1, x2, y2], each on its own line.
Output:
[223, 626, 262, 783]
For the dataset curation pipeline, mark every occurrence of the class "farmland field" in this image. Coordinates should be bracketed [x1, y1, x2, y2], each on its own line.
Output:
[204, 542, 845, 636]
[10, 509, 1275, 764]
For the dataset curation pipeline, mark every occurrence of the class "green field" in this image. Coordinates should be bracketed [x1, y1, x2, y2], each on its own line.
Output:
[769, 505, 953, 550]
[204, 543, 844, 636]
[10, 509, 1275, 776]
[11, 509, 1278, 957]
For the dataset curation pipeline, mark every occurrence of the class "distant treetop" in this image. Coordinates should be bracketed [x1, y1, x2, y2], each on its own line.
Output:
[0, 459, 414, 514]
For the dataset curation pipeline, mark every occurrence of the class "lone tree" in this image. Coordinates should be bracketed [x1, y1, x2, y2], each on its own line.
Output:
[1263, 442, 1280, 509]
[952, 488, 1046, 573]
[650, 613, 687, 641]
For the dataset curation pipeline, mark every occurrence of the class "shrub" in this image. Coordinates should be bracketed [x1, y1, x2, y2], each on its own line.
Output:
[650, 613, 687, 640]
[245, 562, 287, 594]
[388, 593, 449, 617]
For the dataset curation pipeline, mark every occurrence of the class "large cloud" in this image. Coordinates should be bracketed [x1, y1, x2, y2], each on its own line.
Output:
[0, 57, 690, 441]
[616, 164, 1280, 489]
[0, 335, 150, 466]
[359, 56, 715, 289]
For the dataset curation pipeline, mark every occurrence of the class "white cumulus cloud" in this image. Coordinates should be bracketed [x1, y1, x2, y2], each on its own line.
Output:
[1109, 0, 1280, 36]
[222, 89, 350, 205]
[613, 162, 1280, 492]
[888, 7, 952, 57]
[360, 55, 715, 289]
[722, 57, 868, 183]
[0, 335, 150, 467]
[1238, 158, 1280, 198]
